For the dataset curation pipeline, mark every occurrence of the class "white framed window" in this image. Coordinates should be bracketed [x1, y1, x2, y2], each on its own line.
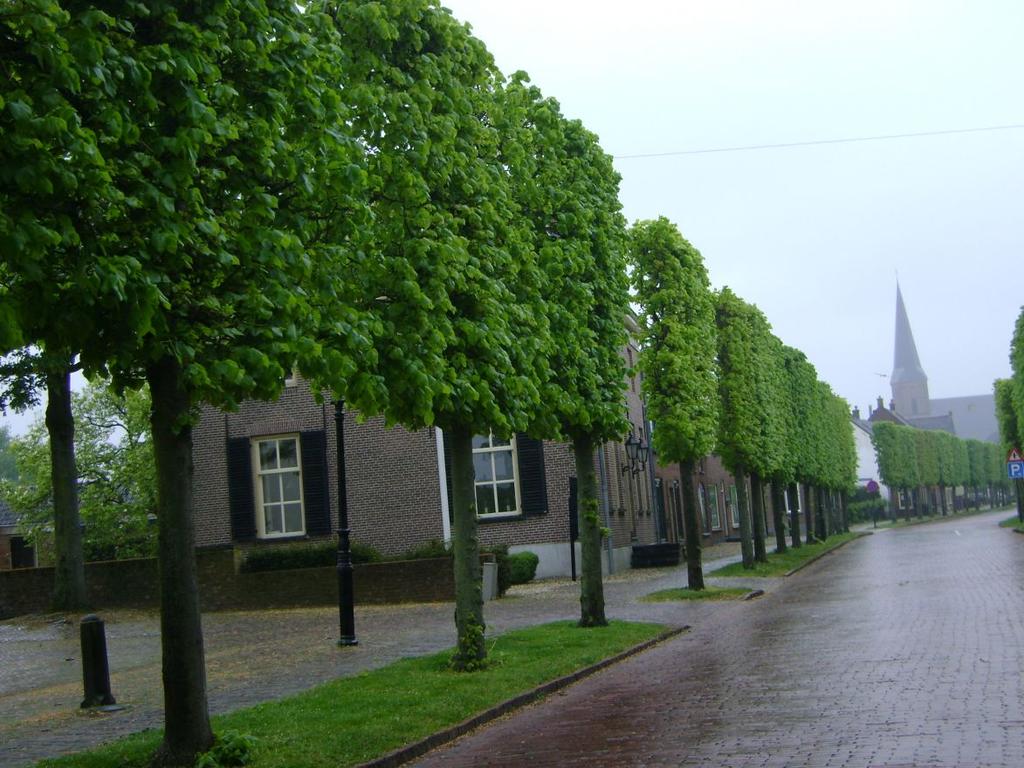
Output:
[729, 484, 740, 529]
[252, 434, 305, 538]
[707, 484, 722, 530]
[472, 433, 521, 517]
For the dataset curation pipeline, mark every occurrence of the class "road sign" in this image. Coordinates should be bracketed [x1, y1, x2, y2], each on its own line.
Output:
[1009, 448, 1023, 462]
[1010, 461, 1024, 480]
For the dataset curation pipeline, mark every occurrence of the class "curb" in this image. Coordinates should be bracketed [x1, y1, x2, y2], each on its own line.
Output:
[358, 625, 689, 768]
[783, 531, 871, 577]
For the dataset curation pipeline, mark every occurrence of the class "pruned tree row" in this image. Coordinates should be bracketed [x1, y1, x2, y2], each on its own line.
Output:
[2, 1, 629, 762]
[872, 421, 1005, 518]
[631, 222, 858, 580]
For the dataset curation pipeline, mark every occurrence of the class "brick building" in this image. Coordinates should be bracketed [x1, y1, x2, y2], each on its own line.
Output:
[192, 336, 659, 579]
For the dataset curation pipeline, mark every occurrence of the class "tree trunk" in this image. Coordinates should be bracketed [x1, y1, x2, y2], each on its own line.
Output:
[147, 355, 214, 766]
[804, 483, 815, 543]
[46, 366, 86, 612]
[680, 458, 704, 590]
[788, 483, 801, 548]
[939, 484, 948, 516]
[814, 486, 827, 540]
[840, 491, 850, 533]
[750, 473, 768, 563]
[771, 481, 787, 553]
[735, 467, 754, 568]
[446, 424, 485, 668]
[573, 433, 607, 626]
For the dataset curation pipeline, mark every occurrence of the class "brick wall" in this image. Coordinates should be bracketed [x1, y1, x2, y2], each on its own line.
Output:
[0, 551, 455, 618]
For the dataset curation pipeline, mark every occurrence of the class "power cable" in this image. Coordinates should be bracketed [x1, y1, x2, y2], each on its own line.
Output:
[613, 123, 1024, 160]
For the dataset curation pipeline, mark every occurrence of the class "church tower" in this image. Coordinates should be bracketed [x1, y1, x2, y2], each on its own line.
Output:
[891, 283, 930, 417]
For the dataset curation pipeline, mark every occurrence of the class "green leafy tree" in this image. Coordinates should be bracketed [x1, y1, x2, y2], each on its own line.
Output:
[748, 332, 789, 558]
[4, 3, 369, 764]
[913, 429, 940, 516]
[872, 422, 920, 517]
[995, 378, 1023, 518]
[950, 435, 971, 511]
[781, 346, 819, 547]
[0, 424, 17, 482]
[1008, 308, 1024, 514]
[3, 382, 156, 562]
[632, 218, 718, 590]
[714, 288, 771, 568]
[329, 1, 545, 669]
[500, 76, 629, 624]
[934, 431, 957, 515]
[966, 439, 989, 509]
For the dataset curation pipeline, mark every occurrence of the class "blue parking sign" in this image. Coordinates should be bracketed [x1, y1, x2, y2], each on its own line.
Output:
[1010, 461, 1024, 479]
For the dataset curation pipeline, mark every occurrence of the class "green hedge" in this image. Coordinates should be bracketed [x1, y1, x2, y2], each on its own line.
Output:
[238, 539, 538, 595]
[239, 540, 382, 573]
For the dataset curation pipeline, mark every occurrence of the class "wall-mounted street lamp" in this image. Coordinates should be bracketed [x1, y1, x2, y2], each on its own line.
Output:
[622, 431, 647, 475]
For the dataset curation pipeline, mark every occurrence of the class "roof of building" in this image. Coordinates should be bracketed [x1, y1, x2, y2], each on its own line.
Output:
[0, 497, 17, 528]
[929, 394, 1000, 443]
[904, 413, 957, 433]
[867, 402, 911, 426]
[892, 283, 928, 386]
[852, 417, 874, 435]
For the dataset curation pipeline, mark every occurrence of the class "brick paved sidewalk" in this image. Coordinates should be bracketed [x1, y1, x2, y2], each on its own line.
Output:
[414, 509, 1024, 768]
[0, 542, 751, 767]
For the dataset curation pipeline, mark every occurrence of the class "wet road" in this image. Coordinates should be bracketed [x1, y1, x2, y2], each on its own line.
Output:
[415, 512, 1024, 768]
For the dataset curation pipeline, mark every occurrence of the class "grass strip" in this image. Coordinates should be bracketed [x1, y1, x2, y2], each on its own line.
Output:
[999, 515, 1024, 532]
[710, 531, 863, 578]
[40, 620, 665, 768]
[642, 586, 751, 602]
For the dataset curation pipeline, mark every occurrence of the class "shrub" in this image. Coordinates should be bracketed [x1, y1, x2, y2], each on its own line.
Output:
[240, 540, 382, 573]
[848, 498, 886, 523]
[195, 731, 257, 767]
[507, 551, 539, 585]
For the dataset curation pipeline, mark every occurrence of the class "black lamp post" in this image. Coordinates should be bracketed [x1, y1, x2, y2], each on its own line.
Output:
[334, 400, 357, 647]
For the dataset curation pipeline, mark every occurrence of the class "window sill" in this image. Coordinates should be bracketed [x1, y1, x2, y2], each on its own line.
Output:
[478, 513, 526, 524]
[254, 534, 309, 544]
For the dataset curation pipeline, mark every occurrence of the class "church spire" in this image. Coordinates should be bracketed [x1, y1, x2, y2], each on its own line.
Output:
[891, 283, 930, 416]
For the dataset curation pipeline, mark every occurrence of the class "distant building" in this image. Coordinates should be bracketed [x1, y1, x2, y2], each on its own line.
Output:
[0, 497, 35, 570]
[850, 407, 888, 501]
[866, 284, 998, 443]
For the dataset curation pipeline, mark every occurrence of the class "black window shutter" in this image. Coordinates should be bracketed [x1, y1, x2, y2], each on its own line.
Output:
[516, 434, 548, 515]
[300, 430, 331, 536]
[442, 430, 453, 524]
[227, 437, 256, 542]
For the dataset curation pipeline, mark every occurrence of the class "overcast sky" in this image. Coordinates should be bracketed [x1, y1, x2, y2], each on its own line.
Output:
[444, 0, 1024, 413]
[3, 1, 1021, 437]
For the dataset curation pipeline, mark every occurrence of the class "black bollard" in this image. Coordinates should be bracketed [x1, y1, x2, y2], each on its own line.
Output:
[80, 614, 116, 708]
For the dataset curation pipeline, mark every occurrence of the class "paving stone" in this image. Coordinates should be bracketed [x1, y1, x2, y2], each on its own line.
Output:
[0, 542, 743, 766]
[413, 511, 1024, 767]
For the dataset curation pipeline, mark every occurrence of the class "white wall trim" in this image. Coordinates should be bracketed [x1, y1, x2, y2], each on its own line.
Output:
[435, 427, 451, 543]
